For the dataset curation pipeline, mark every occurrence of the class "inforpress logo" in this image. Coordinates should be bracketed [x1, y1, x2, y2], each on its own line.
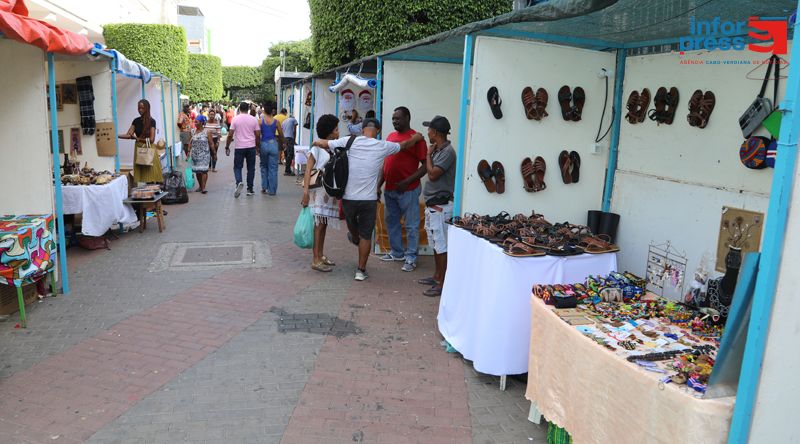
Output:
[679, 16, 788, 54]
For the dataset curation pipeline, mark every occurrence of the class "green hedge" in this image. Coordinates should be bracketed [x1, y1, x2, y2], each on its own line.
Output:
[184, 54, 224, 102]
[103, 24, 188, 84]
[222, 66, 262, 90]
[308, 0, 511, 72]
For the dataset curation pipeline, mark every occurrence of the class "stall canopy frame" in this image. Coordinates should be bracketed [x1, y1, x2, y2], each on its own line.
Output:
[301, 1, 798, 442]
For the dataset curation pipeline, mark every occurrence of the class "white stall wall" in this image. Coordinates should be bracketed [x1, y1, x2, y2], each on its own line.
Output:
[462, 37, 614, 221]
[610, 46, 787, 279]
[0, 40, 53, 214]
[117, 76, 166, 168]
[52, 60, 114, 171]
[751, 160, 800, 442]
[383, 61, 461, 148]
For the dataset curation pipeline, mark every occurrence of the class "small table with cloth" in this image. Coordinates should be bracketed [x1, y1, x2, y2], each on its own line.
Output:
[437, 226, 617, 388]
[62, 175, 138, 237]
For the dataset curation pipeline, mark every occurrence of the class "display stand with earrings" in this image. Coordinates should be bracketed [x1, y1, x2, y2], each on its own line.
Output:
[645, 241, 688, 300]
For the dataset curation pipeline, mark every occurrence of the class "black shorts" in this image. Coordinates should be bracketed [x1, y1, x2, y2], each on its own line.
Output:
[342, 199, 377, 241]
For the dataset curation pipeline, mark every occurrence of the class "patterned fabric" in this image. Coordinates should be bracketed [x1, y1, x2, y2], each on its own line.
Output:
[0, 215, 56, 287]
[190, 130, 211, 173]
[547, 422, 573, 444]
[309, 188, 340, 229]
[76, 76, 95, 135]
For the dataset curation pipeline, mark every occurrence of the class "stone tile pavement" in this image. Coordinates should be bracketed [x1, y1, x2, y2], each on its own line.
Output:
[0, 154, 547, 443]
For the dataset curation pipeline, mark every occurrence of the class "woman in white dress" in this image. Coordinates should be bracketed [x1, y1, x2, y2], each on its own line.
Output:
[190, 115, 215, 194]
[301, 114, 341, 272]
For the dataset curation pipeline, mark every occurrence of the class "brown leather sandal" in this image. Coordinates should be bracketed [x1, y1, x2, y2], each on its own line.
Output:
[558, 86, 572, 121]
[636, 88, 651, 123]
[477, 159, 496, 193]
[664, 87, 680, 124]
[698, 91, 716, 128]
[558, 150, 572, 184]
[522, 86, 537, 120]
[492, 161, 505, 194]
[521, 157, 535, 192]
[625, 90, 640, 124]
[687, 89, 704, 127]
[502, 238, 546, 257]
[648, 87, 668, 123]
[535, 88, 549, 120]
[571, 87, 585, 121]
[533, 156, 547, 192]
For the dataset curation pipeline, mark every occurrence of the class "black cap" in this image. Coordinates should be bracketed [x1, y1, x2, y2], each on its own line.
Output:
[423, 115, 451, 134]
[362, 117, 381, 130]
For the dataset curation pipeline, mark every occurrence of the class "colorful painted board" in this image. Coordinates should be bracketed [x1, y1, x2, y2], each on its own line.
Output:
[0, 214, 56, 287]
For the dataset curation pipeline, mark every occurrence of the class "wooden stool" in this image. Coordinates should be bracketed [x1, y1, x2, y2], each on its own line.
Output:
[124, 192, 167, 233]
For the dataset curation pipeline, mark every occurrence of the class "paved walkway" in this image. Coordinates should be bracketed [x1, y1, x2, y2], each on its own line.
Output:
[0, 154, 546, 443]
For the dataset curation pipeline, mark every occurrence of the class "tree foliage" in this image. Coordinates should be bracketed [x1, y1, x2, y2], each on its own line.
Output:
[103, 24, 188, 84]
[222, 66, 263, 90]
[183, 54, 224, 102]
[259, 38, 313, 101]
[308, 0, 512, 72]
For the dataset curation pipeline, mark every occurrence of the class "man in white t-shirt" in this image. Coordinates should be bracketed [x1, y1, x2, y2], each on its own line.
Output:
[312, 118, 424, 281]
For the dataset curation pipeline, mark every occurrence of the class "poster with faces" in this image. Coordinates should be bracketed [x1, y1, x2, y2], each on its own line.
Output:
[339, 89, 355, 112]
[357, 90, 373, 113]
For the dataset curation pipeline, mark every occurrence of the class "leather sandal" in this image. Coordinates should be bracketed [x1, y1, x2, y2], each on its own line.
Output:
[533, 156, 547, 192]
[557, 86, 572, 121]
[535, 88, 549, 120]
[558, 150, 572, 184]
[571, 87, 585, 121]
[687, 89, 704, 127]
[625, 90, 640, 124]
[492, 161, 505, 194]
[636, 88, 651, 123]
[522, 86, 537, 120]
[521, 157, 536, 192]
[477, 159, 496, 193]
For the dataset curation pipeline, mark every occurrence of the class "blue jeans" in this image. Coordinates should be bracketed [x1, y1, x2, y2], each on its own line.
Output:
[233, 147, 256, 191]
[259, 139, 280, 194]
[384, 187, 421, 263]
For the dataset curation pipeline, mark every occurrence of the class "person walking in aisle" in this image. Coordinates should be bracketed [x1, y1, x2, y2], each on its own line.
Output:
[189, 115, 215, 194]
[281, 110, 298, 176]
[311, 118, 424, 281]
[258, 106, 285, 195]
[225, 102, 261, 197]
[177, 104, 192, 157]
[378, 106, 427, 272]
[206, 109, 222, 172]
[301, 114, 342, 272]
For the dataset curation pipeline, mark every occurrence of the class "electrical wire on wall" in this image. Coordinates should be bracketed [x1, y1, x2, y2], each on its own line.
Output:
[595, 69, 614, 143]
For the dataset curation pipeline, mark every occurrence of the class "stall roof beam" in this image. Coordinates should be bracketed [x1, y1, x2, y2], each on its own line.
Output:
[479, 28, 620, 50]
[383, 54, 464, 64]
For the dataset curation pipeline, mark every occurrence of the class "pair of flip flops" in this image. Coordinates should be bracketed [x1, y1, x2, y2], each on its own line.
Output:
[477, 159, 505, 193]
[488, 87, 503, 119]
[521, 157, 546, 192]
[522, 87, 549, 120]
[626, 89, 651, 124]
[687, 90, 716, 128]
[557, 86, 585, 121]
[648, 87, 680, 124]
[557, 150, 581, 184]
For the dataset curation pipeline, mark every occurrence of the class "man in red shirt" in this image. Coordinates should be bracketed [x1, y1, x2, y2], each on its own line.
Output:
[378, 106, 427, 272]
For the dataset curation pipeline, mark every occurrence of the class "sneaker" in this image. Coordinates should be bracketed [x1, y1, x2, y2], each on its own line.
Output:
[379, 253, 405, 262]
[354, 269, 369, 281]
[234, 182, 244, 198]
[401, 261, 417, 272]
[246, 189, 255, 196]
[423, 286, 443, 297]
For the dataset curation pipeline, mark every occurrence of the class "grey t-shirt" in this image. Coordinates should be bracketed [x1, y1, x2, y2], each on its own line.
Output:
[282, 117, 298, 139]
[422, 141, 456, 202]
[328, 136, 401, 201]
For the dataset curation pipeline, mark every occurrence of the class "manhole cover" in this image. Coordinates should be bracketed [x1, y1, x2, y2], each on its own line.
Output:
[181, 246, 244, 264]
[270, 307, 360, 338]
[150, 241, 271, 271]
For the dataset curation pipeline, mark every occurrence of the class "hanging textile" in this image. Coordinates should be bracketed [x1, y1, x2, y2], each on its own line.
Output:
[76, 75, 95, 135]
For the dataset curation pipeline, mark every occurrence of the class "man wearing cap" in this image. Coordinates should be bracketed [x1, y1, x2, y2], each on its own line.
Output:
[377, 106, 427, 272]
[417, 116, 456, 297]
[312, 118, 424, 282]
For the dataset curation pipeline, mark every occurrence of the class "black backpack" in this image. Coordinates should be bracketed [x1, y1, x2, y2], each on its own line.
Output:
[323, 135, 356, 199]
[162, 170, 189, 205]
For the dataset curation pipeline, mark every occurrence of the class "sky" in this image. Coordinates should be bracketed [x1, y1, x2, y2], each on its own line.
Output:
[182, 0, 312, 66]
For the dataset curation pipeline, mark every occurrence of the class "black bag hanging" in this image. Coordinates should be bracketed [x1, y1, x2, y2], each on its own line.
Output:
[162, 170, 189, 205]
[739, 55, 780, 138]
[323, 135, 357, 199]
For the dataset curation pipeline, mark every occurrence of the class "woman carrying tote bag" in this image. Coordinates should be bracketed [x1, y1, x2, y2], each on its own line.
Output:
[119, 99, 162, 184]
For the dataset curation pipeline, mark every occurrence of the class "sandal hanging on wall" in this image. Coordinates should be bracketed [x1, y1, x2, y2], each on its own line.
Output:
[487, 87, 503, 119]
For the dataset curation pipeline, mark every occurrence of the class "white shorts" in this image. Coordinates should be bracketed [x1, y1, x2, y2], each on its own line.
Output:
[424, 203, 452, 254]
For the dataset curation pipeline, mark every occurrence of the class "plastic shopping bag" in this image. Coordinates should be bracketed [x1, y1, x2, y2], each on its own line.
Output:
[293, 207, 314, 249]
[184, 159, 195, 189]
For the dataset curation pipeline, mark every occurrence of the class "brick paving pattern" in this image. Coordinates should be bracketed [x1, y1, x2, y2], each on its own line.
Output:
[0, 155, 547, 443]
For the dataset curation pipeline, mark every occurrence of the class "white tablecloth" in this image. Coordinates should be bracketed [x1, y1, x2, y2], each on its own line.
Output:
[62, 176, 137, 236]
[437, 226, 617, 376]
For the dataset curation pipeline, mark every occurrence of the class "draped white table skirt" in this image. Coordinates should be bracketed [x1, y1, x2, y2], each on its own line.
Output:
[62, 176, 137, 236]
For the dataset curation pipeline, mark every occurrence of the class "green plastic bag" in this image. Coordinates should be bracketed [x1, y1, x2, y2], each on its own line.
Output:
[293, 207, 314, 249]
[184, 159, 195, 189]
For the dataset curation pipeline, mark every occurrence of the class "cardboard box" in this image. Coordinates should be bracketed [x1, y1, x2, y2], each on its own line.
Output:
[0, 284, 38, 316]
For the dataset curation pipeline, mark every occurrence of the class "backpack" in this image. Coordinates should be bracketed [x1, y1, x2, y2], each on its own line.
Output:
[162, 170, 189, 205]
[323, 135, 357, 199]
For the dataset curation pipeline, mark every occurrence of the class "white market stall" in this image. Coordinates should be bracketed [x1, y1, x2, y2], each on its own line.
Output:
[330, 0, 800, 441]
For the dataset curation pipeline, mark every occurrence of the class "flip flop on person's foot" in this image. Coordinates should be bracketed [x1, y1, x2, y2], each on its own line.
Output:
[558, 150, 572, 184]
[521, 157, 535, 192]
[417, 277, 439, 286]
[522, 86, 537, 120]
[477, 159, 496, 193]
[487, 86, 503, 119]
[423, 286, 443, 297]
[492, 161, 505, 194]
[533, 156, 547, 192]
[321, 256, 336, 266]
[625, 90, 640, 124]
[571, 87, 585, 121]
[570, 151, 581, 183]
[557, 86, 572, 121]
[311, 262, 333, 272]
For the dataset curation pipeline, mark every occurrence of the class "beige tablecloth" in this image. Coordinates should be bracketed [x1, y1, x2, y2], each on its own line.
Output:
[525, 297, 734, 444]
